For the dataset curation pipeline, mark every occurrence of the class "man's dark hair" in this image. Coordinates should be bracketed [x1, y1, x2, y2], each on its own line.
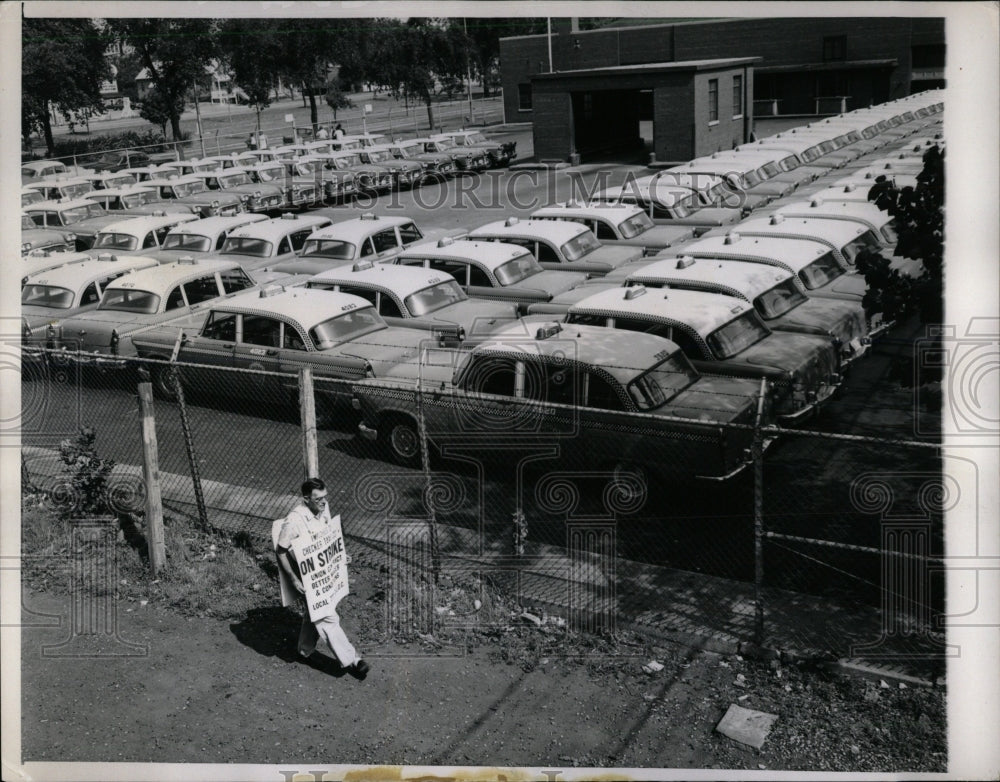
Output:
[301, 477, 326, 496]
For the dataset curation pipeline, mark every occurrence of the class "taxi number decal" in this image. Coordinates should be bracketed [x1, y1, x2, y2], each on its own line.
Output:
[427, 277, 442, 284]
[341, 303, 357, 311]
[119, 282, 136, 288]
[249, 348, 267, 356]
[653, 349, 671, 361]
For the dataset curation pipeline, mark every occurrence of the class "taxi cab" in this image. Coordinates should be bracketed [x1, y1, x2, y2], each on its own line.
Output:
[130, 287, 439, 404]
[615, 255, 870, 366]
[673, 232, 877, 319]
[143, 174, 245, 217]
[24, 198, 123, 250]
[24, 176, 96, 202]
[467, 217, 643, 276]
[83, 171, 140, 191]
[22, 187, 47, 208]
[356, 145, 424, 189]
[271, 214, 427, 275]
[436, 130, 516, 167]
[206, 213, 334, 272]
[21, 250, 97, 285]
[242, 160, 323, 210]
[21, 213, 77, 256]
[393, 237, 589, 314]
[46, 258, 259, 363]
[561, 285, 842, 422]
[305, 259, 517, 342]
[186, 167, 286, 213]
[385, 140, 456, 179]
[83, 185, 195, 216]
[151, 213, 269, 262]
[278, 156, 358, 203]
[91, 213, 203, 254]
[412, 137, 489, 172]
[350, 319, 768, 480]
[313, 150, 393, 193]
[22, 160, 94, 183]
[588, 179, 743, 235]
[22, 253, 161, 347]
[530, 202, 696, 255]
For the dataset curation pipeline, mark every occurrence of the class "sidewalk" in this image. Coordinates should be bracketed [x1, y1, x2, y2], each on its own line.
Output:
[21, 445, 945, 685]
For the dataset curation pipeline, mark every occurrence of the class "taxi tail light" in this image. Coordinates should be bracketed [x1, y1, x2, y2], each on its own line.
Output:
[21, 319, 32, 343]
[46, 323, 58, 348]
[110, 329, 120, 356]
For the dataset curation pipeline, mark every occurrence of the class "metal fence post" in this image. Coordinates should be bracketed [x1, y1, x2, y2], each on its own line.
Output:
[753, 377, 768, 647]
[137, 382, 167, 575]
[171, 367, 209, 530]
[299, 368, 319, 481]
[416, 349, 440, 581]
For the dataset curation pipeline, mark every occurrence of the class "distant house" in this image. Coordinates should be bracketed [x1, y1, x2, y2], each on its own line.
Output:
[135, 61, 238, 104]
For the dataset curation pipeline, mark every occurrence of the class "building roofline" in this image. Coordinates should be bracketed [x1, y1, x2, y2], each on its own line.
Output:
[499, 17, 749, 42]
[532, 57, 761, 79]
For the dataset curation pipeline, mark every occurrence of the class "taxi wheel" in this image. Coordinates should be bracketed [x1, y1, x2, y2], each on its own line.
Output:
[383, 415, 421, 468]
[608, 460, 651, 505]
[152, 364, 179, 402]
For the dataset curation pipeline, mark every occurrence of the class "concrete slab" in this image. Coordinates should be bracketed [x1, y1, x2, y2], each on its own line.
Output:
[715, 704, 779, 750]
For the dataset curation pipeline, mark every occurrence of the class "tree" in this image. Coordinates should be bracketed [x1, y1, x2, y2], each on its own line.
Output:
[460, 18, 546, 97]
[22, 18, 111, 156]
[275, 19, 338, 131]
[217, 19, 284, 134]
[323, 77, 354, 122]
[137, 85, 180, 138]
[855, 144, 945, 325]
[106, 19, 219, 140]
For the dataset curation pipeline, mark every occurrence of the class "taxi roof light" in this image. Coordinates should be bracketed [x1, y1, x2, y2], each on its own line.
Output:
[437, 237, 454, 248]
[675, 257, 696, 269]
[360, 212, 377, 220]
[352, 259, 375, 272]
[624, 285, 647, 300]
[769, 214, 785, 225]
[535, 322, 562, 340]
[504, 216, 519, 227]
[724, 231, 741, 245]
[259, 284, 286, 298]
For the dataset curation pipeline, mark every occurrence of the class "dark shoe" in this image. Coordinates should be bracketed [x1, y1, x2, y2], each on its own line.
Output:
[349, 659, 370, 679]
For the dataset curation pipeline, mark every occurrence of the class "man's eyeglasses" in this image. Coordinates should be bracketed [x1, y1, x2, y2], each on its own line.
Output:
[307, 494, 328, 505]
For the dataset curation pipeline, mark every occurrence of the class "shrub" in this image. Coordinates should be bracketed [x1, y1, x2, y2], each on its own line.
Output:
[55, 428, 116, 518]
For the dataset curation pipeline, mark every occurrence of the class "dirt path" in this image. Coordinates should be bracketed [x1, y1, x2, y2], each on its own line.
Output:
[19, 578, 944, 773]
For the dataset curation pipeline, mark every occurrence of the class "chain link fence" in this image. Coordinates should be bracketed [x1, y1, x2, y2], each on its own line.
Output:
[19, 351, 946, 671]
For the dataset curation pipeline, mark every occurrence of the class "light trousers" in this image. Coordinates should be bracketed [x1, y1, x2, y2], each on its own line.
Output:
[297, 604, 359, 667]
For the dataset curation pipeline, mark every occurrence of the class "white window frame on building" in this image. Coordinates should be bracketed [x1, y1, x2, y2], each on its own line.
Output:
[732, 74, 743, 118]
[708, 79, 719, 123]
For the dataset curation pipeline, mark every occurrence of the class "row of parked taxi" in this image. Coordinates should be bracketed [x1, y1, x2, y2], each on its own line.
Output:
[21, 128, 518, 259]
[21, 91, 942, 483]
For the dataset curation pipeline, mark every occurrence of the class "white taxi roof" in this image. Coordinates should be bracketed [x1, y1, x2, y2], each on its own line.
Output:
[104, 258, 242, 296]
[569, 285, 753, 338]
[22, 251, 100, 280]
[166, 213, 268, 237]
[211, 286, 373, 331]
[626, 256, 792, 301]
[24, 254, 161, 289]
[532, 202, 646, 223]
[228, 214, 332, 242]
[308, 261, 455, 296]
[399, 238, 532, 270]
[684, 233, 836, 274]
[591, 182, 694, 206]
[736, 214, 868, 245]
[24, 176, 93, 191]
[773, 199, 893, 228]
[306, 215, 417, 243]
[83, 185, 158, 198]
[25, 197, 107, 213]
[99, 213, 201, 237]
[469, 218, 589, 244]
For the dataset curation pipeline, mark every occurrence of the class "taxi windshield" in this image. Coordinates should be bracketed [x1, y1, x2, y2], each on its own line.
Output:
[626, 352, 699, 410]
[464, 133, 488, 145]
[840, 230, 884, 263]
[22, 284, 75, 309]
[162, 233, 211, 252]
[404, 279, 466, 316]
[301, 238, 355, 260]
[366, 150, 392, 163]
[618, 212, 654, 238]
[60, 203, 106, 223]
[220, 237, 273, 257]
[706, 310, 770, 359]
[172, 180, 208, 197]
[778, 155, 800, 171]
[335, 155, 362, 168]
[880, 220, 898, 244]
[94, 232, 139, 250]
[561, 230, 601, 261]
[801, 146, 822, 163]
[432, 138, 456, 150]
[61, 183, 93, 199]
[652, 190, 696, 218]
[310, 306, 385, 348]
[106, 174, 137, 187]
[799, 252, 845, 289]
[121, 191, 160, 207]
[255, 166, 284, 182]
[296, 160, 323, 175]
[99, 288, 160, 314]
[495, 252, 543, 285]
[21, 215, 36, 229]
[753, 279, 808, 319]
[759, 162, 782, 178]
[219, 172, 252, 188]
[394, 145, 416, 158]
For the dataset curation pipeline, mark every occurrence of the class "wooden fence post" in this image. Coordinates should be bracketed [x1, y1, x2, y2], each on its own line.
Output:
[138, 382, 167, 575]
[299, 368, 319, 481]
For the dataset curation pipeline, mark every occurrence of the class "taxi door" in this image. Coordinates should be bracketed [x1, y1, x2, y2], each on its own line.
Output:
[230, 313, 288, 403]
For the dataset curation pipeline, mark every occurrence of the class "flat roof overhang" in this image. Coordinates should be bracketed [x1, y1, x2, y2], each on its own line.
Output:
[756, 58, 898, 74]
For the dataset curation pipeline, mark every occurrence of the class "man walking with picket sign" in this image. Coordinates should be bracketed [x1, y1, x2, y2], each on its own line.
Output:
[273, 478, 369, 679]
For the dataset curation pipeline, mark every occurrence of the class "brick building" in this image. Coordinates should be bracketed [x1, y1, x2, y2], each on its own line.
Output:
[501, 17, 944, 163]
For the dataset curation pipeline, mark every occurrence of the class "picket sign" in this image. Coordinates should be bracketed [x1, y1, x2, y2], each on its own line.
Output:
[271, 514, 349, 621]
